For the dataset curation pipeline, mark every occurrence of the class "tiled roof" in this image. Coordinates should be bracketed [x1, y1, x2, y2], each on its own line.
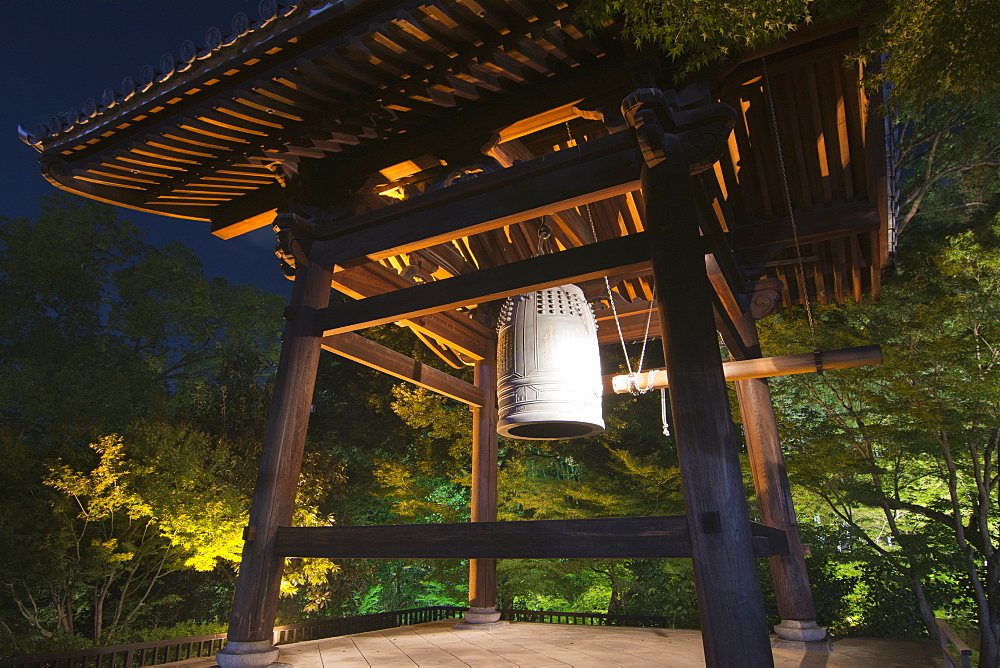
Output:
[20, 0, 333, 148]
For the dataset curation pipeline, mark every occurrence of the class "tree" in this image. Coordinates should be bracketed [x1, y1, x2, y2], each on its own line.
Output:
[865, 0, 1000, 107]
[0, 195, 286, 651]
[576, 0, 999, 109]
[759, 212, 1000, 663]
[576, 0, 862, 79]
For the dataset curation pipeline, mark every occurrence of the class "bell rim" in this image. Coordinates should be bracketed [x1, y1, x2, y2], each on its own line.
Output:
[497, 420, 605, 440]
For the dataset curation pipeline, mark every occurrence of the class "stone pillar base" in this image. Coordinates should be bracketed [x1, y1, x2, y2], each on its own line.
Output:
[453, 607, 510, 631]
[216, 640, 281, 668]
[772, 620, 830, 651]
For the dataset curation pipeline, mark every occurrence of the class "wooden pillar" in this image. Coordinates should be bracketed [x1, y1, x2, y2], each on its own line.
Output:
[459, 343, 506, 627]
[218, 247, 332, 667]
[735, 313, 827, 644]
[643, 165, 773, 665]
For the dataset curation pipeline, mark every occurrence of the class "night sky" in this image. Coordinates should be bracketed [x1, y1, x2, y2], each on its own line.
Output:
[1, 1, 292, 297]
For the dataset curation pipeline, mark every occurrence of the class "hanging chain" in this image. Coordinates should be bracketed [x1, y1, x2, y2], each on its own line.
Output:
[566, 122, 656, 393]
[762, 57, 820, 355]
[534, 218, 553, 256]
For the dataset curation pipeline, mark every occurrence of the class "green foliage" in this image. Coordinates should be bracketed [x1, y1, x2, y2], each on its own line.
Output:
[864, 0, 1000, 107]
[0, 195, 284, 653]
[576, 0, 862, 80]
[758, 202, 1000, 654]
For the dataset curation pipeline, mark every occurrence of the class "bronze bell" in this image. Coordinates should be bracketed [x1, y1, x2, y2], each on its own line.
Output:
[496, 284, 605, 439]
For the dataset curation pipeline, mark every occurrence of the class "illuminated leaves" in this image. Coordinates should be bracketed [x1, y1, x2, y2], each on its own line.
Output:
[576, 0, 862, 79]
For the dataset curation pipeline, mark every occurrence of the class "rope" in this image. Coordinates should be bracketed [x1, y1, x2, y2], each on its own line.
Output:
[566, 121, 657, 393]
[660, 389, 671, 436]
[762, 56, 820, 358]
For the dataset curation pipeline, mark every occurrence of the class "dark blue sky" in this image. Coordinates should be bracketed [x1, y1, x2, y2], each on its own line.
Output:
[1, 1, 292, 297]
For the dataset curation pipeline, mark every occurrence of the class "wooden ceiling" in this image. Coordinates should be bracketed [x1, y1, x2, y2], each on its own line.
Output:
[21, 0, 895, 364]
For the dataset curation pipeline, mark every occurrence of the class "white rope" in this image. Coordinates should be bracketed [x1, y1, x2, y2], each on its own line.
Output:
[660, 389, 671, 436]
[566, 121, 657, 394]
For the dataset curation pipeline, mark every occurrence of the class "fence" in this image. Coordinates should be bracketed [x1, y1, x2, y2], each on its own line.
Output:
[935, 618, 973, 668]
[0, 607, 465, 668]
[500, 609, 669, 627]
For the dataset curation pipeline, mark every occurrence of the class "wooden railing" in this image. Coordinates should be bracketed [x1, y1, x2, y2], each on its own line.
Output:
[500, 609, 669, 627]
[0, 607, 465, 668]
[935, 618, 973, 668]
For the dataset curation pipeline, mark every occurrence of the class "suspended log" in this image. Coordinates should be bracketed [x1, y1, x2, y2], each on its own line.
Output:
[607, 344, 882, 394]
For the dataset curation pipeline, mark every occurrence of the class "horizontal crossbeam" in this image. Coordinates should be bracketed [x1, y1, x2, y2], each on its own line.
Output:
[314, 233, 652, 336]
[321, 333, 484, 407]
[272, 517, 788, 559]
[313, 131, 642, 267]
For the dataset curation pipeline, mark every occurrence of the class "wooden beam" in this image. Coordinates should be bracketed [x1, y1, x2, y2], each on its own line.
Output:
[469, 348, 499, 610]
[227, 253, 333, 644]
[314, 233, 652, 336]
[595, 300, 662, 345]
[734, 313, 819, 628]
[329, 263, 490, 360]
[321, 332, 484, 407]
[312, 131, 642, 267]
[273, 517, 787, 559]
[606, 344, 882, 394]
[644, 150, 773, 663]
[211, 208, 277, 240]
[211, 59, 631, 238]
[711, 289, 751, 360]
[730, 201, 880, 251]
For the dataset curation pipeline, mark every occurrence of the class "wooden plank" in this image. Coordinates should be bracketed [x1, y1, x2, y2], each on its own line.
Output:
[311, 131, 641, 267]
[273, 516, 693, 559]
[314, 233, 652, 336]
[934, 619, 974, 668]
[321, 332, 484, 406]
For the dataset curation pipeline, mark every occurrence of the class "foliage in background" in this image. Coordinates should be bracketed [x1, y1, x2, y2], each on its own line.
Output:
[867, 0, 1000, 107]
[576, 0, 862, 79]
[0, 196, 284, 652]
[758, 162, 1000, 663]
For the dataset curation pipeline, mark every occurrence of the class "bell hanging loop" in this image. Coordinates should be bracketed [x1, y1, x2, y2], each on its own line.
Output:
[496, 284, 605, 440]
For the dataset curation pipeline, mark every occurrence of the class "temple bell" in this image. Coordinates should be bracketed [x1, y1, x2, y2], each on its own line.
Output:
[496, 284, 605, 439]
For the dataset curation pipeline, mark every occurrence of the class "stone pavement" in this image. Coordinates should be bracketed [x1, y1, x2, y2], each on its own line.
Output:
[167, 620, 944, 667]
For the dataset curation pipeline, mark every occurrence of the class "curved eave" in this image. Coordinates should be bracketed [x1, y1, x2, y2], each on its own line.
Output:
[41, 155, 213, 222]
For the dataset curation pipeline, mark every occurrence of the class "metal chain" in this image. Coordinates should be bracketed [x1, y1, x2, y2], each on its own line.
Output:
[534, 219, 552, 256]
[566, 121, 656, 392]
[762, 56, 820, 354]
